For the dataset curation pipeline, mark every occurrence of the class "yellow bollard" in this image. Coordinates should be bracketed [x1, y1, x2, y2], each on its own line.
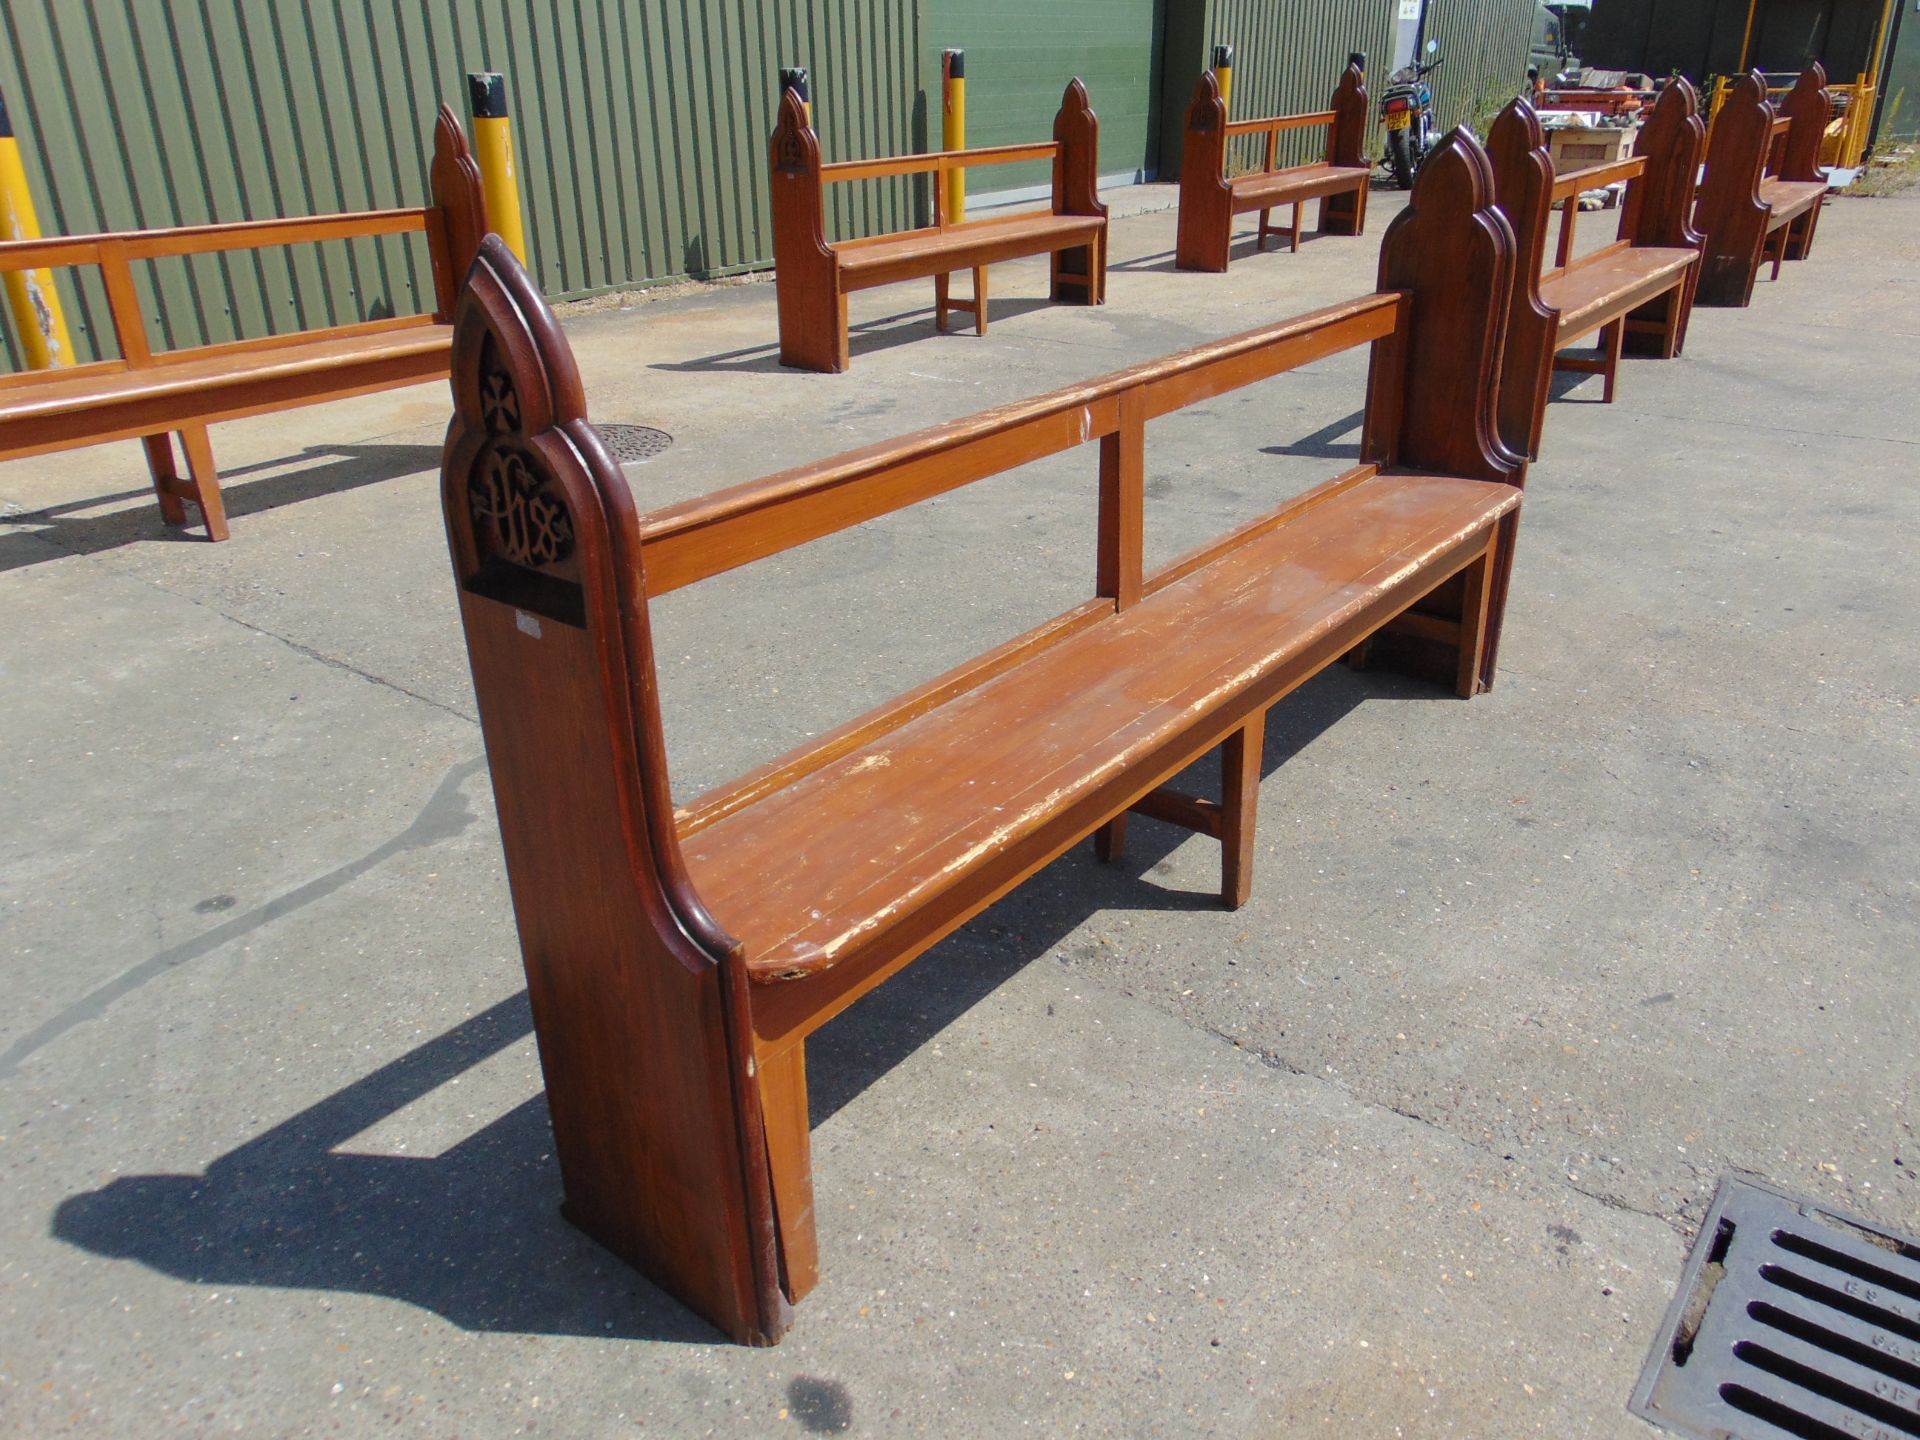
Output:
[466, 73, 528, 264]
[1213, 44, 1234, 116]
[779, 66, 811, 128]
[0, 87, 74, 369]
[942, 50, 966, 226]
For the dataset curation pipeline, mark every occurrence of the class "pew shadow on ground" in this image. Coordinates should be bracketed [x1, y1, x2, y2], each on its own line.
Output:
[50, 662, 1453, 1344]
[0, 441, 441, 568]
[651, 298, 1054, 375]
[1259, 407, 1366, 462]
[1110, 226, 1342, 275]
[1549, 363, 1612, 404]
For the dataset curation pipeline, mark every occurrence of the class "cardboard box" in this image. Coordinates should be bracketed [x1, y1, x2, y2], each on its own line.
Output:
[1546, 124, 1637, 170]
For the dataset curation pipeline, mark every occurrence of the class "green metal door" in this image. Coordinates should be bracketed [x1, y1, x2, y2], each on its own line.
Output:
[926, 0, 1168, 199]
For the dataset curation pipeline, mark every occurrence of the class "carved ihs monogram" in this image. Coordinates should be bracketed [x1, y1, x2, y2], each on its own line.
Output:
[470, 447, 574, 568]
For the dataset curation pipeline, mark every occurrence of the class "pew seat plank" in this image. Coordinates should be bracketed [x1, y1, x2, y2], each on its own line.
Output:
[0, 324, 454, 454]
[1543, 245, 1697, 346]
[838, 213, 1105, 292]
[1230, 162, 1373, 213]
[1757, 177, 1826, 229]
[682, 467, 1517, 988]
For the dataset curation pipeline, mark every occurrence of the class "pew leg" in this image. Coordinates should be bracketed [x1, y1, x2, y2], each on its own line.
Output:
[1628, 278, 1689, 360]
[1219, 709, 1266, 909]
[1317, 184, 1364, 236]
[1051, 239, 1101, 303]
[140, 434, 190, 527]
[1354, 527, 1507, 698]
[1291, 201, 1303, 252]
[1600, 317, 1624, 403]
[1455, 532, 1498, 700]
[1792, 198, 1822, 259]
[1673, 263, 1700, 355]
[1766, 225, 1787, 281]
[1115, 712, 1267, 905]
[1550, 317, 1625, 404]
[178, 424, 229, 542]
[972, 266, 988, 336]
[1256, 207, 1273, 250]
[1785, 204, 1818, 261]
[935, 272, 951, 332]
[759, 1043, 820, 1304]
[1475, 513, 1521, 694]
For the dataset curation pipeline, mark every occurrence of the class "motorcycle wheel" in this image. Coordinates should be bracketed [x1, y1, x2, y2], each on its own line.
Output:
[1386, 127, 1415, 189]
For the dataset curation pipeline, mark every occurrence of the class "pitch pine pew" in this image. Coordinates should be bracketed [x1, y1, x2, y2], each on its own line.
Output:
[1695, 67, 1831, 307]
[770, 80, 1107, 373]
[1175, 63, 1370, 272]
[0, 108, 485, 542]
[1487, 81, 1704, 459]
[441, 128, 1525, 1345]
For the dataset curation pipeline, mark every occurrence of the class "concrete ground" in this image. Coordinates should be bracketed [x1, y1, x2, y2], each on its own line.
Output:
[1, 177, 1915, 1438]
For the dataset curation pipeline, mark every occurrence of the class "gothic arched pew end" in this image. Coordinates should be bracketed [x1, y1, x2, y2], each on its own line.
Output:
[769, 80, 1107, 374]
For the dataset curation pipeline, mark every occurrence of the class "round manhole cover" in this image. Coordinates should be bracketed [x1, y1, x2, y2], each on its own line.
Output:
[597, 423, 673, 465]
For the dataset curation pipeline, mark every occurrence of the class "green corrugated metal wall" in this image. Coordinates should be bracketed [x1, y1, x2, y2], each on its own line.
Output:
[0, 0, 924, 367]
[1882, 5, 1918, 141]
[1153, 0, 1528, 177]
[1420, 0, 1537, 135]
[1, 0, 1544, 370]
[925, 0, 1166, 198]
[1206, 0, 1399, 168]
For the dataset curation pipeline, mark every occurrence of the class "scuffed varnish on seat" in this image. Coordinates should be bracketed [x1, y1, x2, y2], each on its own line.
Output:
[680, 471, 1518, 983]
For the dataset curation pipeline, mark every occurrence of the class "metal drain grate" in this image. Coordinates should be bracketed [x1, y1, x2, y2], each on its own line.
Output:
[1631, 1174, 1920, 1440]
[596, 423, 673, 465]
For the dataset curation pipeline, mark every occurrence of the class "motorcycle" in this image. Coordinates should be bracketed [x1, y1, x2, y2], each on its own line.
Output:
[1379, 40, 1444, 189]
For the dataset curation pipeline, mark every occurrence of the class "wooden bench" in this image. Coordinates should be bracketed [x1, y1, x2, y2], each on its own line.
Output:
[1487, 80, 1705, 459]
[440, 129, 1525, 1344]
[770, 81, 1107, 373]
[0, 108, 484, 542]
[1695, 66, 1831, 307]
[1175, 63, 1370, 272]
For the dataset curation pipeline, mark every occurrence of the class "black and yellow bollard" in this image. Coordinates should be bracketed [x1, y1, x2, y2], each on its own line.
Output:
[779, 66, 810, 126]
[0, 87, 74, 369]
[1212, 44, 1234, 116]
[941, 50, 966, 225]
[466, 73, 529, 264]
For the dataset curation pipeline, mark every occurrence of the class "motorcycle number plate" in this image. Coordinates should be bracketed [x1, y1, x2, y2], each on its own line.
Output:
[1384, 111, 1412, 130]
